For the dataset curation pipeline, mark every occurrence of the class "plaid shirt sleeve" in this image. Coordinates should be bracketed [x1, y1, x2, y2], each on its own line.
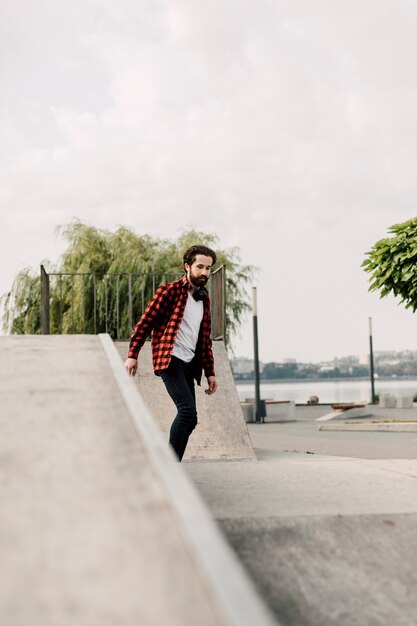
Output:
[201, 297, 215, 379]
[127, 285, 169, 360]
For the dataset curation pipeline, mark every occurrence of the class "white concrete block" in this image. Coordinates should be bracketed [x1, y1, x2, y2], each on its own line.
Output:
[241, 402, 255, 423]
[264, 401, 296, 422]
[379, 394, 397, 408]
[398, 396, 413, 409]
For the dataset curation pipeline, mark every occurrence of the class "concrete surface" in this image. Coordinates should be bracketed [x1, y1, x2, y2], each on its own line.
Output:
[250, 411, 417, 459]
[5, 336, 417, 626]
[319, 421, 417, 431]
[185, 406, 417, 626]
[0, 335, 275, 626]
[115, 341, 255, 460]
[314, 404, 417, 431]
[185, 455, 417, 518]
[219, 513, 417, 626]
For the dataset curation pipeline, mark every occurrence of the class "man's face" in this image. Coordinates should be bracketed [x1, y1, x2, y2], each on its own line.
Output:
[185, 254, 213, 288]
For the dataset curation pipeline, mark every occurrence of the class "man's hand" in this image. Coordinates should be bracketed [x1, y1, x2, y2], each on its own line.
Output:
[125, 357, 138, 376]
[205, 376, 218, 395]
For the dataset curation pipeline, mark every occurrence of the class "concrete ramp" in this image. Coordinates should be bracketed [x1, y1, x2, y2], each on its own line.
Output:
[0, 335, 275, 626]
[115, 341, 255, 460]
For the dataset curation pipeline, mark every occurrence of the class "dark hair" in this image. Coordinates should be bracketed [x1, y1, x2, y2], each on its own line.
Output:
[183, 244, 217, 268]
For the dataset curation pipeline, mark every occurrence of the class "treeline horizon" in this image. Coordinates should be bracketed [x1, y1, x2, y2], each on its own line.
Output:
[233, 359, 417, 381]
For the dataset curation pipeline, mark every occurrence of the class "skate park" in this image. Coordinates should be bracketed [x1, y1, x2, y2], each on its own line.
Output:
[2, 332, 417, 626]
[6, 4, 417, 624]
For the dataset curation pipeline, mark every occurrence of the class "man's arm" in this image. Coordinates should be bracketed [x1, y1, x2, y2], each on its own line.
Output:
[124, 285, 168, 375]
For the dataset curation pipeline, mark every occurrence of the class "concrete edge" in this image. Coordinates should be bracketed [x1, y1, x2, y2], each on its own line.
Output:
[99, 334, 278, 626]
[316, 407, 373, 422]
[318, 422, 417, 432]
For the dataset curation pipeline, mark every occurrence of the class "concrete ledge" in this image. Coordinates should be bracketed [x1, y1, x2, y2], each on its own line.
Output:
[398, 396, 414, 408]
[318, 421, 417, 432]
[116, 342, 255, 460]
[380, 394, 414, 409]
[240, 400, 296, 423]
[264, 401, 296, 423]
[316, 406, 372, 422]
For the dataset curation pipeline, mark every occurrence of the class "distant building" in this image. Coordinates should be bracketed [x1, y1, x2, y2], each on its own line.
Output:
[358, 354, 369, 366]
[231, 357, 264, 379]
[318, 364, 336, 373]
[231, 349, 417, 380]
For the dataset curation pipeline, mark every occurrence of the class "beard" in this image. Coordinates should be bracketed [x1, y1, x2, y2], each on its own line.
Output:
[189, 271, 208, 288]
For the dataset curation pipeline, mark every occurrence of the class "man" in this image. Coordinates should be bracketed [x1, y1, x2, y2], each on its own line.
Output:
[124, 244, 218, 461]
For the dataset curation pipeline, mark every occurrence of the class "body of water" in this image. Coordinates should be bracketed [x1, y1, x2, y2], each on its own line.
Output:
[236, 378, 417, 404]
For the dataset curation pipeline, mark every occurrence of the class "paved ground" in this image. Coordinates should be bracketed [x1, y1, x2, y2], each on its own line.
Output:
[185, 408, 417, 626]
[249, 409, 417, 459]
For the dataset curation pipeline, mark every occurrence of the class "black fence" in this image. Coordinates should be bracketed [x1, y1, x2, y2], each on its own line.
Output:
[40, 265, 226, 342]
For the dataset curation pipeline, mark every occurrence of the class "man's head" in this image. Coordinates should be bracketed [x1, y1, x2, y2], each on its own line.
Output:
[183, 245, 217, 289]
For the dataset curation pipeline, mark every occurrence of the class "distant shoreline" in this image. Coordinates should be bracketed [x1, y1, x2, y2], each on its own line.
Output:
[234, 376, 417, 384]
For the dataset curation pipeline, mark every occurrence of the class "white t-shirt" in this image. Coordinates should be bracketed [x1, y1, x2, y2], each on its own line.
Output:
[172, 293, 204, 363]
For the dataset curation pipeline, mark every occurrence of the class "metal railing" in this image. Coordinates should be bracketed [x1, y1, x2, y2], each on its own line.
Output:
[40, 265, 226, 341]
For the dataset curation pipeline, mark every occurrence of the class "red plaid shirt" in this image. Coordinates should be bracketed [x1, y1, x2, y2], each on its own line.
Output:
[128, 275, 215, 385]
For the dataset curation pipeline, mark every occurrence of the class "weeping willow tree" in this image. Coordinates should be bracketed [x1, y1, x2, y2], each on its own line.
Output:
[1, 221, 255, 344]
[362, 217, 417, 310]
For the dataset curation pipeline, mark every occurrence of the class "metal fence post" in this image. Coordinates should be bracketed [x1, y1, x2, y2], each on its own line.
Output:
[93, 275, 97, 334]
[116, 274, 120, 340]
[210, 265, 226, 341]
[369, 317, 376, 404]
[128, 273, 133, 332]
[252, 287, 263, 422]
[40, 265, 50, 335]
[221, 266, 226, 343]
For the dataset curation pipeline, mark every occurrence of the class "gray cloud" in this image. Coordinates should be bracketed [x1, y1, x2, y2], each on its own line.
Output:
[1, 0, 417, 360]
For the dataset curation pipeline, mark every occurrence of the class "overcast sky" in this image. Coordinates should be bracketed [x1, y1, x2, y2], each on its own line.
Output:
[2, 0, 417, 363]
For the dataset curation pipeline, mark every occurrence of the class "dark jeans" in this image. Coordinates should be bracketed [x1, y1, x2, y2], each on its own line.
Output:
[159, 355, 197, 461]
